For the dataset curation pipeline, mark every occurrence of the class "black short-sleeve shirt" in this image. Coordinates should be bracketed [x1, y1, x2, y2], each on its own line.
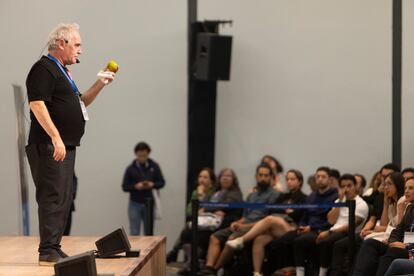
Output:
[26, 56, 85, 146]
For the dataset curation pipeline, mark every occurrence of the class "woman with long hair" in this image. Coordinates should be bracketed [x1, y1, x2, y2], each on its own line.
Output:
[178, 168, 243, 275]
[362, 171, 382, 205]
[261, 155, 284, 192]
[166, 167, 216, 263]
[362, 172, 405, 241]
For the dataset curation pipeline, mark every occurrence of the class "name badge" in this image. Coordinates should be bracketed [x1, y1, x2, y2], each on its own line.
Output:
[79, 100, 90, 121]
[404, 232, 414, 244]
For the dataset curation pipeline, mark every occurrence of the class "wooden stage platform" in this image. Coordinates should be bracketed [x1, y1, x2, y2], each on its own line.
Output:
[0, 235, 166, 276]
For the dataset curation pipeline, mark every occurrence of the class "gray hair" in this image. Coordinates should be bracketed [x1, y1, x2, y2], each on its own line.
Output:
[47, 23, 80, 51]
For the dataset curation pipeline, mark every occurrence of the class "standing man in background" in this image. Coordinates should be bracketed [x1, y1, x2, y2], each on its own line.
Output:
[122, 142, 165, 235]
[25, 23, 116, 266]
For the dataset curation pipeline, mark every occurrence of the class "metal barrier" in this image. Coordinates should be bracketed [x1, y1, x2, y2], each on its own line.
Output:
[190, 199, 356, 274]
[146, 198, 154, 236]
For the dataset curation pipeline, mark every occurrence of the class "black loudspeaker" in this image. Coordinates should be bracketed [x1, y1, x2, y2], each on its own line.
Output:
[195, 33, 232, 81]
[54, 251, 97, 276]
[95, 227, 131, 258]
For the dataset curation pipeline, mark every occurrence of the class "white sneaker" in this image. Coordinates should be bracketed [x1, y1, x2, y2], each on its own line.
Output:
[253, 272, 263, 276]
[226, 237, 244, 250]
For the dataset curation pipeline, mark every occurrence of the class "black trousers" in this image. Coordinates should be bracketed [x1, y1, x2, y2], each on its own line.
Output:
[352, 238, 409, 276]
[182, 226, 214, 252]
[26, 143, 76, 255]
[63, 206, 73, 236]
[317, 231, 347, 268]
[263, 230, 298, 273]
[330, 234, 363, 276]
[293, 231, 319, 267]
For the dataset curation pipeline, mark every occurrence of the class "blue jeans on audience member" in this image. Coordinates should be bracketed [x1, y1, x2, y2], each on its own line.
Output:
[128, 200, 148, 235]
[384, 259, 414, 276]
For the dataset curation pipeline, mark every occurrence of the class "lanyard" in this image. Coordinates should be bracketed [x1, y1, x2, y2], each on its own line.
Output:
[47, 54, 79, 95]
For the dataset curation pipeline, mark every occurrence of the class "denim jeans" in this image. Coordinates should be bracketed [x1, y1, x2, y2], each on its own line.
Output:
[385, 259, 414, 276]
[128, 200, 152, 235]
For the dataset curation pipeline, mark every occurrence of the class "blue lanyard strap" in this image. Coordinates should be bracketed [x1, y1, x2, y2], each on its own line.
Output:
[47, 54, 79, 95]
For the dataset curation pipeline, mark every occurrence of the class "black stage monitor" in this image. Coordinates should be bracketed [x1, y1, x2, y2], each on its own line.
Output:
[95, 227, 131, 258]
[54, 251, 97, 276]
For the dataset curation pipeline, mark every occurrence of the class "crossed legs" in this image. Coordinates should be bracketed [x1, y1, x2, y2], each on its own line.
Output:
[227, 216, 295, 273]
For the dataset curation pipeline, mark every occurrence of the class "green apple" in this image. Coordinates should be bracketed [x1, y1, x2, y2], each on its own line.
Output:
[106, 60, 119, 73]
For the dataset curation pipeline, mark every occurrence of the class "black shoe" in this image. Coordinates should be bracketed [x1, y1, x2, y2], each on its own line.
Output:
[177, 267, 191, 275]
[166, 250, 178, 263]
[38, 251, 61, 266]
[197, 267, 216, 276]
[57, 248, 69, 258]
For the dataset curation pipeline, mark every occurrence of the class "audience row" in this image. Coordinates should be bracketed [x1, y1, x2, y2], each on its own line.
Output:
[167, 156, 414, 276]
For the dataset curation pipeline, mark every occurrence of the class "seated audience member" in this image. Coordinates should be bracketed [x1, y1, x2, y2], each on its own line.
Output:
[261, 155, 284, 192]
[360, 163, 400, 240]
[330, 164, 401, 276]
[362, 171, 381, 202]
[272, 169, 308, 223]
[384, 258, 414, 276]
[364, 172, 405, 240]
[167, 168, 216, 263]
[226, 169, 307, 275]
[393, 170, 414, 225]
[402, 167, 414, 182]
[354, 174, 366, 196]
[290, 166, 338, 276]
[197, 163, 280, 276]
[315, 174, 369, 276]
[329, 169, 341, 189]
[307, 174, 317, 192]
[392, 167, 414, 213]
[352, 177, 414, 276]
[363, 163, 400, 205]
[178, 168, 243, 274]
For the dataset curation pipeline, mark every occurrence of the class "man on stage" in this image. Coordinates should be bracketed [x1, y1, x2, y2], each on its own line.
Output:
[25, 23, 116, 266]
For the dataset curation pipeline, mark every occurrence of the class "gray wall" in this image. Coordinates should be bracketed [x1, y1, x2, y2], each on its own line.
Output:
[200, 0, 412, 192]
[0, 0, 413, 252]
[403, 0, 414, 167]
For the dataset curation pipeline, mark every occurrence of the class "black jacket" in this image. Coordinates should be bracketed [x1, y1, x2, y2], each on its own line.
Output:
[272, 189, 307, 224]
[299, 187, 338, 231]
[122, 158, 165, 203]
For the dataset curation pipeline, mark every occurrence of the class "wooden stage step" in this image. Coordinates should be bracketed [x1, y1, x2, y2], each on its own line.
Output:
[0, 236, 166, 276]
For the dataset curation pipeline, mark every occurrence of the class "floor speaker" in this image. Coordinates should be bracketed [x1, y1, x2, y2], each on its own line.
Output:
[95, 227, 131, 258]
[54, 251, 97, 276]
